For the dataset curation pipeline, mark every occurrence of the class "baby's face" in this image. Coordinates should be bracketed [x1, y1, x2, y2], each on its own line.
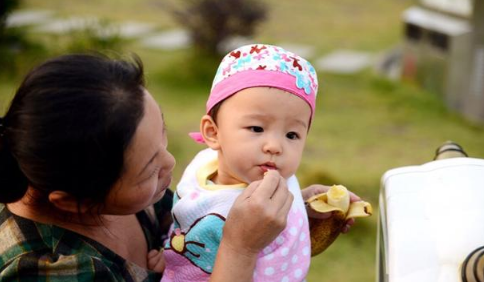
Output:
[213, 87, 311, 185]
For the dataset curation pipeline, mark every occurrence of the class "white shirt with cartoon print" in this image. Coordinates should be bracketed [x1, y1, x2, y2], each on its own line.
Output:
[162, 148, 310, 282]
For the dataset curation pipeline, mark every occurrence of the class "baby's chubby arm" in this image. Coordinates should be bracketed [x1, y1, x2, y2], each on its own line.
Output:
[302, 184, 361, 233]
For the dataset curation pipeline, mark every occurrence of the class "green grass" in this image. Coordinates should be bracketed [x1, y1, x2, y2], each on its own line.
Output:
[20, 0, 178, 26]
[2, 0, 484, 281]
[259, 0, 413, 53]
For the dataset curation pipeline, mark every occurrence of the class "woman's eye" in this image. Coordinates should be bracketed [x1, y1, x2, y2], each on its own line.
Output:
[147, 166, 160, 180]
[286, 132, 299, 140]
[249, 126, 264, 133]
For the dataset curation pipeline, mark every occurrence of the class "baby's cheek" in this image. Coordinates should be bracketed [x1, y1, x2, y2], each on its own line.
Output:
[281, 166, 298, 180]
[286, 154, 303, 176]
[231, 155, 250, 172]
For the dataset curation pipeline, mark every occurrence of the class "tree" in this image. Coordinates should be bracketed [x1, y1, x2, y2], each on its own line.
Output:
[0, 0, 19, 39]
[166, 0, 267, 57]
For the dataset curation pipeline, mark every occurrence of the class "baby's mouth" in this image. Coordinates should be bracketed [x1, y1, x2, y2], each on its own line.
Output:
[260, 162, 277, 172]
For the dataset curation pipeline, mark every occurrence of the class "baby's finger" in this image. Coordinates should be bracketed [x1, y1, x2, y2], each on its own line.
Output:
[301, 184, 330, 201]
[152, 252, 166, 273]
[342, 224, 351, 234]
[342, 218, 356, 234]
[147, 249, 159, 259]
[349, 191, 361, 202]
[306, 208, 332, 220]
[345, 217, 356, 227]
[147, 250, 162, 269]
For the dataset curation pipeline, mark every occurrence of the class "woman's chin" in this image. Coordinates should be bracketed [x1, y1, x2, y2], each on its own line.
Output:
[153, 186, 168, 201]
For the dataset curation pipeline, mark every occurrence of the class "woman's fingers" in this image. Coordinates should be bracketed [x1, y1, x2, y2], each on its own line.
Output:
[268, 173, 289, 202]
[252, 171, 292, 225]
[278, 189, 294, 216]
[249, 171, 290, 227]
[247, 170, 282, 199]
[240, 178, 261, 199]
[223, 170, 293, 257]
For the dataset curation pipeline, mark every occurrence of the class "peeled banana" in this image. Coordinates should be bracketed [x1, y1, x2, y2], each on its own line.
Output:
[306, 185, 372, 256]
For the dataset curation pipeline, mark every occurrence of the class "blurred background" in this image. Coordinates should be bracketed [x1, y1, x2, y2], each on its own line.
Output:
[1, 0, 484, 281]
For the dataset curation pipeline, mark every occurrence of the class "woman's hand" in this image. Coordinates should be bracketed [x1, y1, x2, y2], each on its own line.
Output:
[224, 169, 293, 256]
[210, 170, 293, 282]
[302, 184, 361, 233]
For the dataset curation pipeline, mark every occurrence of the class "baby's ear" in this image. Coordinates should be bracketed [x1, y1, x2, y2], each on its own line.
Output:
[200, 115, 221, 150]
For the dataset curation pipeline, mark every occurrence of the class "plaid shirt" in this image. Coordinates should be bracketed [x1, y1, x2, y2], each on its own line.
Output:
[0, 190, 173, 282]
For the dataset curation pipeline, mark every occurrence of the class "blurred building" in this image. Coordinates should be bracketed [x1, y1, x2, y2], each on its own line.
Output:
[401, 0, 484, 123]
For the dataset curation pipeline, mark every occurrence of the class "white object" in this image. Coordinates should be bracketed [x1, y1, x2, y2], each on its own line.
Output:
[6, 10, 53, 28]
[140, 29, 191, 50]
[420, 0, 472, 18]
[315, 50, 374, 74]
[378, 157, 484, 282]
[116, 22, 156, 39]
[277, 43, 316, 59]
[403, 6, 471, 36]
[33, 17, 99, 34]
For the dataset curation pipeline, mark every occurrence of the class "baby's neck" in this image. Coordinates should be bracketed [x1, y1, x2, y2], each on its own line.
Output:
[211, 170, 247, 186]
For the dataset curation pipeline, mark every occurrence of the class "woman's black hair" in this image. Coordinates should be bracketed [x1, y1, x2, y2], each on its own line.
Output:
[0, 53, 146, 210]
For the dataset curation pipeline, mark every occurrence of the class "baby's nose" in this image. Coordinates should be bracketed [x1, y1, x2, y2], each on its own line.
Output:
[263, 138, 282, 155]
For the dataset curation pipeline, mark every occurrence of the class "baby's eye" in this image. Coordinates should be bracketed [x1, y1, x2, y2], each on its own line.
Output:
[248, 126, 264, 133]
[286, 132, 300, 140]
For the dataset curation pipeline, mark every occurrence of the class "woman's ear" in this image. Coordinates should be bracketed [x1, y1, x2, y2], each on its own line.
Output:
[200, 115, 221, 150]
[48, 191, 90, 214]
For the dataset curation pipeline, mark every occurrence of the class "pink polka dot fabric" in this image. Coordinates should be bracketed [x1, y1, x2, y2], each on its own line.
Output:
[162, 205, 310, 282]
[253, 204, 310, 281]
[162, 250, 211, 281]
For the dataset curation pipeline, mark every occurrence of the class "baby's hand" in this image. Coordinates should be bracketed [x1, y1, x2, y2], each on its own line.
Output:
[302, 184, 361, 233]
[147, 248, 166, 273]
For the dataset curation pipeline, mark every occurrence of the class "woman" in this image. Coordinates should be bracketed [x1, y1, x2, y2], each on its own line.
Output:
[0, 54, 354, 281]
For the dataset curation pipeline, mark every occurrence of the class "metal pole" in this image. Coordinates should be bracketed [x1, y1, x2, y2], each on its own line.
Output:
[466, 0, 484, 121]
[473, 0, 484, 40]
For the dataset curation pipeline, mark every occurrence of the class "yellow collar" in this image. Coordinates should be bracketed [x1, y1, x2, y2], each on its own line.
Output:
[196, 158, 247, 191]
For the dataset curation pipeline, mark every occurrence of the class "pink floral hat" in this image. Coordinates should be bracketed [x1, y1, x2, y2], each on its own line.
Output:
[190, 44, 319, 143]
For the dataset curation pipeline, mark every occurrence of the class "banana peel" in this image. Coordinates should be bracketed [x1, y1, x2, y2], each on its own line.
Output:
[307, 185, 372, 256]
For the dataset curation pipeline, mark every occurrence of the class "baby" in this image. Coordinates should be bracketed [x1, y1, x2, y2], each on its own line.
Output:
[161, 44, 318, 281]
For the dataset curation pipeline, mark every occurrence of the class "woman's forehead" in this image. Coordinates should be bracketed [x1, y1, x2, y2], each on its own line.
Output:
[124, 92, 164, 173]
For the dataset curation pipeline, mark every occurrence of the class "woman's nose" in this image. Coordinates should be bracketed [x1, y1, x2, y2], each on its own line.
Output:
[159, 152, 176, 178]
